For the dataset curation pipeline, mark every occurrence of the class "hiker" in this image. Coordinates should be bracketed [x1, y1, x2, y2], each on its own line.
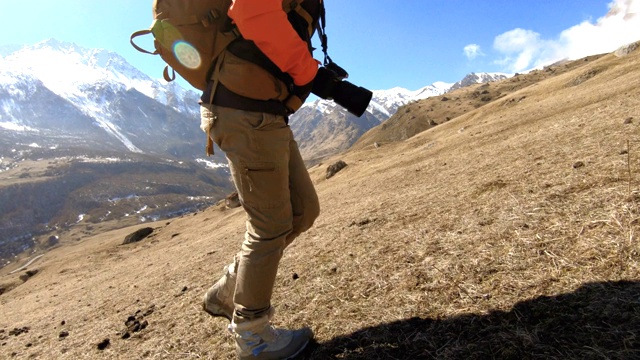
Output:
[131, 0, 371, 357]
[200, 0, 322, 358]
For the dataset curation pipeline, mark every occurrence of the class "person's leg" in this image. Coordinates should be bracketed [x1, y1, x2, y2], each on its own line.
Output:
[202, 137, 319, 319]
[201, 104, 312, 358]
[201, 103, 291, 317]
[219, 111, 293, 317]
[285, 139, 320, 247]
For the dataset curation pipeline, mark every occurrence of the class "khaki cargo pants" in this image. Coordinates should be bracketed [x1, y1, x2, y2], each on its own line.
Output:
[201, 104, 320, 319]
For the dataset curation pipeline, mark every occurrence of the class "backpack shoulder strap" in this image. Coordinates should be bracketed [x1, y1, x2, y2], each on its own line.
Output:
[283, 0, 315, 37]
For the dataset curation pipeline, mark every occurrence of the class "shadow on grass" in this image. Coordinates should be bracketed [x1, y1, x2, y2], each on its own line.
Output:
[301, 280, 640, 360]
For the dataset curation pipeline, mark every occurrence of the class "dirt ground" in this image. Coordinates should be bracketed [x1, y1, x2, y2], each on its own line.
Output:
[1, 45, 639, 359]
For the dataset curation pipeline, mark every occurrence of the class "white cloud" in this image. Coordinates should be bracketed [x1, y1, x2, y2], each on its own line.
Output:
[464, 44, 483, 60]
[493, 29, 549, 72]
[493, 0, 640, 72]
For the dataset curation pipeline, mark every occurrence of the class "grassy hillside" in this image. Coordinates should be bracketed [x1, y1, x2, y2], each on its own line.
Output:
[1, 43, 639, 359]
[351, 55, 607, 151]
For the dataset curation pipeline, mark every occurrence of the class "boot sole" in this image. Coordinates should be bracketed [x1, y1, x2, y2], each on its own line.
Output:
[237, 339, 311, 360]
[284, 337, 311, 359]
[202, 301, 232, 321]
[237, 329, 313, 360]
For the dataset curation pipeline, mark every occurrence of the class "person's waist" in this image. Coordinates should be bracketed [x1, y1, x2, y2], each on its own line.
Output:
[201, 83, 289, 117]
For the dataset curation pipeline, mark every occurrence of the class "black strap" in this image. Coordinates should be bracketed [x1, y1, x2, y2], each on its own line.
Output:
[203, 83, 289, 117]
[227, 40, 294, 88]
[316, 1, 332, 66]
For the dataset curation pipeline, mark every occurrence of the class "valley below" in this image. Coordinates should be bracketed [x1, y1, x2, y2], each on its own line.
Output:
[0, 149, 233, 266]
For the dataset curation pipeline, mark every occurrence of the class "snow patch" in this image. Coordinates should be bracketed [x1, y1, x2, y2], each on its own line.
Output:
[109, 194, 139, 203]
[195, 158, 229, 169]
[367, 101, 391, 118]
[76, 156, 126, 163]
[0, 121, 37, 132]
[188, 195, 214, 201]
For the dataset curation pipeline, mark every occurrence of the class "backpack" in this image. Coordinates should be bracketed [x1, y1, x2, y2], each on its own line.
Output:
[130, 0, 237, 91]
[130, 0, 315, 92]
[131, 0, 322, 156]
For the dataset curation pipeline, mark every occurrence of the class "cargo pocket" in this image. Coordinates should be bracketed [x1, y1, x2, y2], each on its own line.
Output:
[248, 113, 292, 153]
[240, 161, 289, 210]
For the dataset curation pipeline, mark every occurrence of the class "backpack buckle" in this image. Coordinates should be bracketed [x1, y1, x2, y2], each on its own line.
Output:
[202, 9, 221, 27]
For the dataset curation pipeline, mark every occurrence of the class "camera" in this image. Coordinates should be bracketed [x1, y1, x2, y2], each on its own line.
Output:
[311, 62, 373, 117]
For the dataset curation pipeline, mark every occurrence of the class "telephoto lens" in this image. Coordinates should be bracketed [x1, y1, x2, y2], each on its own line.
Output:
[331, 80, 372, 117]
[311, 67, 373, 117]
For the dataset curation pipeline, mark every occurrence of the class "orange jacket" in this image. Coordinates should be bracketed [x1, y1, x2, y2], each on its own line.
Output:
[228, 0, 319, 86]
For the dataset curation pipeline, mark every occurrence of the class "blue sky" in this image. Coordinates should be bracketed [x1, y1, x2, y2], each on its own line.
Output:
[0, 0, 639, 92]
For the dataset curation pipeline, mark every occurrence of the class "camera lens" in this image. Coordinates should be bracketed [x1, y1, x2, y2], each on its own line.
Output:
[332, 81, 373, 117]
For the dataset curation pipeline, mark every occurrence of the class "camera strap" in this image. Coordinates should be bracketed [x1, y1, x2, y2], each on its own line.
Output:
[315, 0, 333, 67]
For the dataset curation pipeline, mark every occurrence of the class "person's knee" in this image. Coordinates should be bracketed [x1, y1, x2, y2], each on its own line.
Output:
[309, 198, 320, 224]
[299, 198, 320, 234]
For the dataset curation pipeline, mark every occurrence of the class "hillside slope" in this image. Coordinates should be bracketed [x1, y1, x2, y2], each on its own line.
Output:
[351, 55, 606, 150]
[1, 44, 639, 359]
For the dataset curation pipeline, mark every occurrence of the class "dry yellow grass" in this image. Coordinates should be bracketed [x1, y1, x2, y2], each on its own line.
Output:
[1, 44, 639, 359]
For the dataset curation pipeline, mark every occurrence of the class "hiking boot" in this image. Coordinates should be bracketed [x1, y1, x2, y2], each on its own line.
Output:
[230, 315, 313, 360]
[202, 257, 238, 321]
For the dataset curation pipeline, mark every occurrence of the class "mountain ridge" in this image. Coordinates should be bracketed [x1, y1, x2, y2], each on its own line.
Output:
[291, 75, 508, 163]
[1, 39, 510, 162]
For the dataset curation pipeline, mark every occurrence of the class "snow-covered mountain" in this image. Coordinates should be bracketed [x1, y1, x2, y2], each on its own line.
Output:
[2, 39, 197, 113]
[0, 39, 209, 159]
[365, 82, 453, 118]
[289, 84, 452, 162]
[0, 40, 233, 262]
[449, 72, 511, 92]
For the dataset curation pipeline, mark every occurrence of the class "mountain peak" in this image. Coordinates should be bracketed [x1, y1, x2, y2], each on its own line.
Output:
[30, 38, 83, 53]
[27, 39, 131, 74]
[448, 72, 512, 92]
